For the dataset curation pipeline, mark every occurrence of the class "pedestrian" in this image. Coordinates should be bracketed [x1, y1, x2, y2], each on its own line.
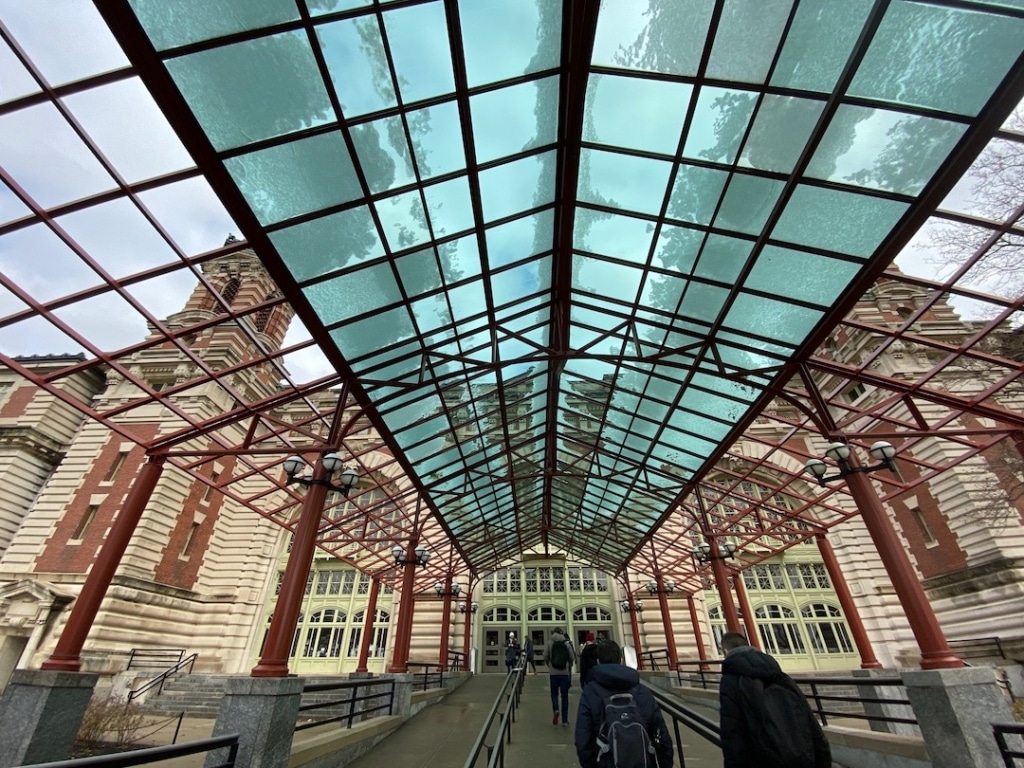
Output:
[544, 627, 577, 725]
[579, 631, 599, 687]
[718, 631, 831, 768]
[505, 631, 521, 675]
[574, 638, 673, 768]
[524, 637, 537, 674]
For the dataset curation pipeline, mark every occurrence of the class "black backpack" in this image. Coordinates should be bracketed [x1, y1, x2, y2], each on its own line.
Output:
[550, 638, 571, 668]
[739, 675, 817, 768]
[593, 685, 657, 768]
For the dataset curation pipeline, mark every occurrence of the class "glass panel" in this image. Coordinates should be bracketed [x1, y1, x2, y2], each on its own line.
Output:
[304, 262, 402, 326]
[270, 206, 384, 282]
[424, 176, 475, 238]
[695, 233, 754, 284]
[318, 16, 397, 117]
[772, 185, 909, 257]
[471, 77, 559, 164]
[771, 0, 874, 93]
[683, 86, 757, 164]
[584, 74, 692, 156]
[395, 247, 442, 298]
[592, 0, 714, 77]
[128, 0, 298, 50]
[407, 100, 466, 179]
[479, 152, 556, 222]
[715, 174, 786, 236]
[667, 165, 727, 225]
[575, 212, 654, 265]
[739, 96, 825, 174]
[579, 149, 673, 217]
[383, 2, 455, 104]
[850, 2, 1024, 116]
[166, 31, 332, 151]
[493, 256, 551, 307]
[351, 117, 416, 194]
[375, 190, 430, 251]
[572, 255, 643, 305]
[706, 0, 794, 84]
[459, 0, 561, 87]
[744, 246, 860, 306]
[724, 293, 824, 345]
[485, 210, 555, 269]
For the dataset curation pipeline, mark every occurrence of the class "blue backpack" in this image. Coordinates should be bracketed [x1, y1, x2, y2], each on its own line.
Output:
[593, 685, 657, 768]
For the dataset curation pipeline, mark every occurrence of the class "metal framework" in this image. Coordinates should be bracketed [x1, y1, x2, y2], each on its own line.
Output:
[1, 1, 1023, 600]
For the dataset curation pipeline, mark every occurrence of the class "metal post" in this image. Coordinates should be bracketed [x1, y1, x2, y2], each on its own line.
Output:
[655, 573, 678, 669]
[251, 460, 330, 677]
[686, 593, 709, 664]
[389, 539, 419, 673]
[815, 532, 882, 669]
[438, 574, 453, 669]
[628, 602, 645, 670]
[733, 574, 760, 649]
[42, 455, 166, 671]
[710, 540, 743, 634]
[356, 576, 380, 673]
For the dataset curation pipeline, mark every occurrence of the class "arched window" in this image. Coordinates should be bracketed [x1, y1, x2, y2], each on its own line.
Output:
[482, 607, 521, 622]
[217, 277, 240, 313]
[254, 291, 280, 332]
[571, 606, 612, 622]
[755, 604, 805, 655]
[801, 603, 853, 654]
[347, 608, 390, 658]
[526, 606, 567, 622]
[302, 608, 346, 658]
[260, 613, 303, 658]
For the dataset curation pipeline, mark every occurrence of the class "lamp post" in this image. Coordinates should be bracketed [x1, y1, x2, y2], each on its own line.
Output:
[392, 544, 431, 567]
[619, 599, 644, 669]
[804, 442, 962, 669]
[694, 539, 742, 635]
[283, 453, 358, 496]
[460, 600, 479, 672]
[646, 574, 679, 669]
[389, 540, 431, 672]
[434, 578, 461, 670]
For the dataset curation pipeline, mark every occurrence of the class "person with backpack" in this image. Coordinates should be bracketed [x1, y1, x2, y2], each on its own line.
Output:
[574, 638, 673, 768]
[544, 627, 577, 725]
[579, 631, 599, 688]
[718, 631, 831, 768]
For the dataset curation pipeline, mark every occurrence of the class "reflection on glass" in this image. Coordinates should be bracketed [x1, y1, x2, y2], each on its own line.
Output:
[318, 16, 397, 116]
[460, 0, 561, 87]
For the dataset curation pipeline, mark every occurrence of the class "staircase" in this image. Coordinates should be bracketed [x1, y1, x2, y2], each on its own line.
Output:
[136, 674, 231, 718]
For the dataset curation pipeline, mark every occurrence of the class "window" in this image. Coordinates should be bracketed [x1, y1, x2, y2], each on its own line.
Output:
[302, 609, 346, 658]
[202, 472, 219, 503]
[842, 382, 867, 403]
[526, 606, 566, 622]
[315, 571, 343, 595]
[572, 606, 612, 621]
[103, 451, 128, 482]
[801, 603, 854, 654]
[755, 605, 806, 655]
[911, 507, 937, 545]
[274, 572, 284, 595]
[482, 607, 521, 622]
[71, 505, 99, 541]
[180, 522, 200, 558]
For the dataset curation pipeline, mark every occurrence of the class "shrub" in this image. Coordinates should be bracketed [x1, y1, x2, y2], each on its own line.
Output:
[75, 699, 146, 755]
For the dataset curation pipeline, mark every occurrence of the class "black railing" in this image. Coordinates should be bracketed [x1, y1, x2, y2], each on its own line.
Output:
[646, 683, 722, 756]
[20, 734, 239, 768]
[407, 661, 445, 691]
[126, 649, 187, 671]
[463, 661, 526, 768]
[949, 636, 1009, 661]
[642, 648, 672, 671]
[126, 653, 198, 703]
[676, 660, 723, 689]
[296, 678, 395, 732]
[448, 649, 466, 672]
[994, 722, 1024, 767]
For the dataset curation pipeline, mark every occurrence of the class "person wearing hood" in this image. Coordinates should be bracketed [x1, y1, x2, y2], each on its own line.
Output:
[578, 631, 599, 688]
[544, 627, 577, 726]
[719, 631, 831, 768]
[574, 639, 674, 768]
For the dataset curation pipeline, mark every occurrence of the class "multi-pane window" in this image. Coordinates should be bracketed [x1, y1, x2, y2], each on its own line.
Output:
[785, 564, 831, 590]
[342, 570, 356, 595]
[568, 567, 582, 591]
[373, 611, 390, 657]
[572, 606, 612, 622]
[742, 564, 786, 591]
[482, 607, 521, 622]
[304, 572, 315, 595]
[755, 605, 806, 655]
[303, 609, 346, 658]
[357, 573, 371, 594]
[526, 607, 567, 622]
[315, 571, 342, 595]
[802, 604, 854, 654]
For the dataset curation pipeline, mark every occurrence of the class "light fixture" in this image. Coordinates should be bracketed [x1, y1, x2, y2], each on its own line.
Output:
[619, 600, 643, 613]
[694, 540, 737, 563]
[282, 452, 359, 497]
[434, 581, 462, 597]
[646, 580, 675, 595]
[392, 544, 431, 567]
[804, 440, 898, 487]
[458, 601, 479, 614]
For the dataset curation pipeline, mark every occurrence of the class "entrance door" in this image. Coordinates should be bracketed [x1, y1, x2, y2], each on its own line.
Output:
[483, 627, 519, 672]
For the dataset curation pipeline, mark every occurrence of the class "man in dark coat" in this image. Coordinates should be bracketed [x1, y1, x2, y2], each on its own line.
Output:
[718, 632, 831, 768]
[574, 639, 674, 768]
[578, 631, 599, 687]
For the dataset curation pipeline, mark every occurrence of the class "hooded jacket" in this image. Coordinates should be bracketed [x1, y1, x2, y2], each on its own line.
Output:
[719, 645, 831, 768]
[544, 630, 576, 674]
[574, 663, 673, 768]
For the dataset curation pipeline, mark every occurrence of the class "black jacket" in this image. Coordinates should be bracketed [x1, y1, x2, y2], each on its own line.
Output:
[578, 642, 599, 687]
[719, 646, 831, 768]
[574, 663, 673, 768]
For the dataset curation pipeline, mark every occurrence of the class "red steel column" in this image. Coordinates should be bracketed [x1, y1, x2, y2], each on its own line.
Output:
[710, 540, 742, 634]
[687, 593, 709, 664]
[627, 601, 644, 670]
[816, 533, 882, 669]
[43, 455, 166, 671]
[732, 574, 760, 649]
[462, 603, 473, 668]
[252, 461, 330, 677]
[356, 577, 381, 673]
[438, 575, 453, 669]
[845, 464, 962, 669]
[389, 539, 419, 673]
[654, 573, 679, 669]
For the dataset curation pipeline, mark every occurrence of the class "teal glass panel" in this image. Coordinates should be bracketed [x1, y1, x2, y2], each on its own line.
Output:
[410, 291, 453, 335]
[396, 247, 442, 298]
[584, 74, 692, 155]
[745, 246, 860, 306]
[678, 281, 729, 324]
[166, 32, 331, 151]
[652, 224, 704, 275]
[350, 117, 415, 194]
[308, 1, 371, 14]
[666, 409, 730, 441]
[667, 165, 727, 225]
[270, 206, 383, 282]
[424, 176, 475, 238]
[485, 210, 555, 269]
[575, 211, 655, 265]
[447, 279, 487, 324]
[440, 234, 483, 283]
[407, 100, 466, 179]
[578, 149, 673, 217]
[683, 87, 756, 164]
[715, 341, 785, 373]
[128, 0, 297, 51]
[850, 3, 1024, 116]
[772, 0, 873, 93]
[739, 96, 825, 174]
[317, 17, 397, 117]
[807, 106, 966, 196]
[471, 77, 559, 164]
[479, 151, 556, 222]
[716, 330, 793, 358]
[678, 386, 747, 424]
[694, 233, 754, 284]
[715, 173, 786, 236]
[383, 2, 455, 104]
[691, 373, 758, 404]
[225, 133, 361, 225]
[706, 0, 794, 84]
[592, 0, 714, 77]
[772, 185, 908, 256]
[459, 0, 561, 87]
[304, 261, 401, 326]
[492, 256, 551, 308]
[375, 190, 430, 251]
[723, 293, 824, 345]
[573, 254, 643, 304]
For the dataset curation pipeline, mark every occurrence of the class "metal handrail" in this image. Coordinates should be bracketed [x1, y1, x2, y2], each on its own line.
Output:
[642, 648, 671, 671]
[448, 649, 466, 672]
[296, 678, 396, 731]
[646, 683, 722, 750]
[463, 662, 526, 768]
[19, 733, 240, 768]
[126, 653, 198, 703]
[948, 636, 1008, 660]
[407, 661, 445, 691]
[993, 722, 1024, 767]
[126, 649, 186, 670]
